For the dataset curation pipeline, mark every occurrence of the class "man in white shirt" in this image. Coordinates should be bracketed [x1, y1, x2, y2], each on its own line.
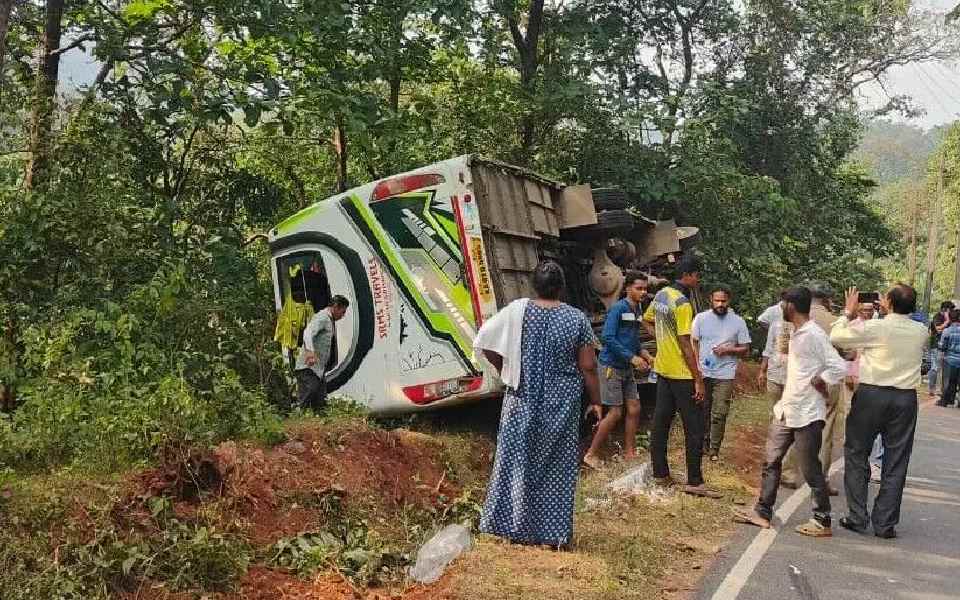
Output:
[758, 291, 789, 407]
[831, 285, 927, 539]
[296, 295, 350, 411]
[735, 286, 846, 537]
[691, 285, 751, 460]
[780, 282, 843, 494]
[757, 301, 783, 329]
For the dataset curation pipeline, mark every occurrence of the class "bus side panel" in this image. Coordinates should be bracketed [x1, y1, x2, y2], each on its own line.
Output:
[272, 198, 472, 414]
[469, 162, 561, 308]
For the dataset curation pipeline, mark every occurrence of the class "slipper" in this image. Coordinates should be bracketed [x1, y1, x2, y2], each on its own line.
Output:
[732, 508, 771, 529]
[795, 519, 832, 538]
[653, 475, 678, 488]
[683, 484, 723, 499]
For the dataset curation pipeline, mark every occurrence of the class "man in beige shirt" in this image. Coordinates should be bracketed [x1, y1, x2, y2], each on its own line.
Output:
[781, 282, 842, 495]
[831, 284, 927, 539]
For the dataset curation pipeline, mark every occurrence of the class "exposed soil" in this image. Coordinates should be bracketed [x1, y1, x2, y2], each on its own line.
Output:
[121, 423, 474, 547]
[117, 568, 454, 600]
[734, 361, 764, 396]
[227, 567, 453, 600]
[99, 419, 493, 600]
[77, 386, 769, 600]
[725, 424, 766, 489]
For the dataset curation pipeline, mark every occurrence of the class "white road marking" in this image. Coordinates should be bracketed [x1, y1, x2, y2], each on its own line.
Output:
[709, 458, 843, 600]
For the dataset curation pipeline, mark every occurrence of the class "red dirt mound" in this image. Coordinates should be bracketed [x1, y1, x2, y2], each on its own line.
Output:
[726, 424, 766, 488]
[122, 424, 469, 547]
[734, 361, 763, 396]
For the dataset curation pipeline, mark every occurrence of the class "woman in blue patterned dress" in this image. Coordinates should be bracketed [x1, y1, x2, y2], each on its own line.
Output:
[477, 261, 601, 547]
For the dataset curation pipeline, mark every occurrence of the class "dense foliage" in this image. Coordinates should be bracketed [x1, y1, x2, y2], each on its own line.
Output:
[0, 0, 956, 469]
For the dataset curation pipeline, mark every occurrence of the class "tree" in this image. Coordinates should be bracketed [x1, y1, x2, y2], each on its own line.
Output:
[0, 0, 13, 79]
[23, 0, 64, 189]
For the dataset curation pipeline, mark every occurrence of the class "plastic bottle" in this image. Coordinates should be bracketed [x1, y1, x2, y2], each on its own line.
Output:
[408, 524, 473, 584]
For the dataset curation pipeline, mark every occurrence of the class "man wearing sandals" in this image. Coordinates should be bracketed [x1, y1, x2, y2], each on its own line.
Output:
[735, 286, 847, 536]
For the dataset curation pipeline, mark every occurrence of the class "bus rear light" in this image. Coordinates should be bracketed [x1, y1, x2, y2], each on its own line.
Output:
[403, 376, 483, 405]
[372, 173, 445, 202]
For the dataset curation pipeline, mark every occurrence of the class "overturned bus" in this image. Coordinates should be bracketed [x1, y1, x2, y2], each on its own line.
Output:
[269, 155, 698, 415]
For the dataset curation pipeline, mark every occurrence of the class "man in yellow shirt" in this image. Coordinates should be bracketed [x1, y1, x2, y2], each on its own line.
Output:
[643, 255, 719, 498]
[831, 285, 927, 539]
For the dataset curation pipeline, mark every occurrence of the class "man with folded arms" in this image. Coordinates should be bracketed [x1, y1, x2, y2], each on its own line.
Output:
[831, 285, 927, 539]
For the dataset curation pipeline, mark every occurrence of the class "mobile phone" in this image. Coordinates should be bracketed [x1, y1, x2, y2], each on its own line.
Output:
[858, 291, 879, 304]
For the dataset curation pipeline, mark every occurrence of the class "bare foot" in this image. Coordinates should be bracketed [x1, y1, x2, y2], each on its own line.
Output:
[733, 508, 771, 528]
[583, 452, 603, 470]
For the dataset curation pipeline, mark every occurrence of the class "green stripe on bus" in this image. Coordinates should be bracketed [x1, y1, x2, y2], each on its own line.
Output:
[346, 195, 473, 356]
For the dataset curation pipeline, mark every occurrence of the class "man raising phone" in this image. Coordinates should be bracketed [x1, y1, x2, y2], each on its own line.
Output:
[831, 285, 927, 538]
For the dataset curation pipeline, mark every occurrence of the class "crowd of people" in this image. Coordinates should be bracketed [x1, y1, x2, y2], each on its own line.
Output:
[472, 257, 936, 547]
[931, 300, 960, 407]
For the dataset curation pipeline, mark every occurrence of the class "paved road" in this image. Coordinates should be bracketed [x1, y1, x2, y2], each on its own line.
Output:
[698, 401, 960, 600]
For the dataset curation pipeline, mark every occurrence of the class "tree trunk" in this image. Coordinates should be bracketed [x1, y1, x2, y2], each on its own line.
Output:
[921, 155, 946, 314]
[25, 0, 65, 190]
[383, 2, 406, 174]
[953, 205, 960, 300]
[906, 194, 919, 286]
[505, 0, 545, 166]
[387, 4, 404, 114]
[332, 114, 348, 193]
[0, 0, 14, 77]
[0, 317, 16, 412]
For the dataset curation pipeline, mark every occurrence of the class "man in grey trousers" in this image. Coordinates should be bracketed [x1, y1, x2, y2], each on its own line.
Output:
[831, 284, 927, 539]
[734, 286, 846, 537]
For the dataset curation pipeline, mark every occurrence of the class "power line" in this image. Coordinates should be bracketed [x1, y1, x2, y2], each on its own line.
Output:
[928, 61, 960, 107]
[914, 63, 958, 118]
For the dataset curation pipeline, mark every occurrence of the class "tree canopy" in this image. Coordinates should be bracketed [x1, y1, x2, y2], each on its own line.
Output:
[0, 0, 957, 469]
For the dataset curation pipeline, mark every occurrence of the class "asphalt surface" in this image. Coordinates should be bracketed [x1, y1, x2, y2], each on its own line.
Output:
[697, 401, 960, 600]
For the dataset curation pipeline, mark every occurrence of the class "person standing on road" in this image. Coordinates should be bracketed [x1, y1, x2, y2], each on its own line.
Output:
[296, 295, 350, 412]
[734, 286, 847, 537]
[843, 303, 884, 482]
[584, 272, 655, 468]
[758, 292, 789, 410]
[831, 284, 928, 539]
[928, 301, 954, 400]
[691, 285, 751, 461]
[643, 255, 720, 498]
[476, 261, 601, 548]
[781, 282, 842, 495]
[937, 308, 960, 408]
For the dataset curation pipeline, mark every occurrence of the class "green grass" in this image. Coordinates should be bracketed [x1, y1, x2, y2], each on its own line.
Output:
[446, 391, 771, 600]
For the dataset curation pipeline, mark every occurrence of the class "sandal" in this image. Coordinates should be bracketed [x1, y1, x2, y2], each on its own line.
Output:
[795, 519, 832, 538]
[683, 484, 723, 499]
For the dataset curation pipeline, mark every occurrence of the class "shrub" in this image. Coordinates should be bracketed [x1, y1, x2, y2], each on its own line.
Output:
[0, 265, 284, 471]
